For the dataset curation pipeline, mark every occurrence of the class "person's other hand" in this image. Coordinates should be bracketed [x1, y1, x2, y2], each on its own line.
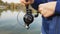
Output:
[20, 0, 34, 6]
[38, 1, 57, 18]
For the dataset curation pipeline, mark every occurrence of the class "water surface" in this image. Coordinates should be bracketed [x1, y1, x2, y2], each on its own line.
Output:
[0, 10, 42, 34]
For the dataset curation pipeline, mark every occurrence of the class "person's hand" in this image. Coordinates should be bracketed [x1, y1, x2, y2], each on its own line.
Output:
[20, 0, 34, 6]
[38, 1, 57, 18]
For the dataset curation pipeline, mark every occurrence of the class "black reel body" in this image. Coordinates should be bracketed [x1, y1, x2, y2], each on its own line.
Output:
[23, 9, 34, 26]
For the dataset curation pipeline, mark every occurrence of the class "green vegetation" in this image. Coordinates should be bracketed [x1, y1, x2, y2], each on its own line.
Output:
[0, 0, 37, 16]
[0, 0, 25, 11]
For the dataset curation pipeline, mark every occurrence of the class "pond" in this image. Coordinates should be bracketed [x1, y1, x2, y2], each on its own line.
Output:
[0, 10, 42, 34]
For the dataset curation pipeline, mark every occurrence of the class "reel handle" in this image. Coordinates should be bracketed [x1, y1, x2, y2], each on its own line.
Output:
[34, 11, 39, 17]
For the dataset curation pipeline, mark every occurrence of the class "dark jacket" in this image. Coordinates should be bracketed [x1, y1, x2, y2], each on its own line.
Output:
[31, 0, 60, 34]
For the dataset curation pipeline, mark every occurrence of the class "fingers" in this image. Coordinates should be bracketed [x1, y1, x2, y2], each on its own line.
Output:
[20, 0, 26, 6]
[38, 3, 55, 18]
[38, 6, 47, 17]
[20, 0, 34, 6]
[38, 4, 47, 15]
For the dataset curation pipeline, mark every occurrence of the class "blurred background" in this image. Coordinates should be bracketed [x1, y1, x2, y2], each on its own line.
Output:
[0, 0, 42, 34]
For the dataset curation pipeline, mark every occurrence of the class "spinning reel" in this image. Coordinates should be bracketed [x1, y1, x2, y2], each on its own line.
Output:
[23, 0, 39, 29]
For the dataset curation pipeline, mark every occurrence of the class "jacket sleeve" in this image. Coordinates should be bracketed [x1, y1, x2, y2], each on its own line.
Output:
[55, 0, 60, 15]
